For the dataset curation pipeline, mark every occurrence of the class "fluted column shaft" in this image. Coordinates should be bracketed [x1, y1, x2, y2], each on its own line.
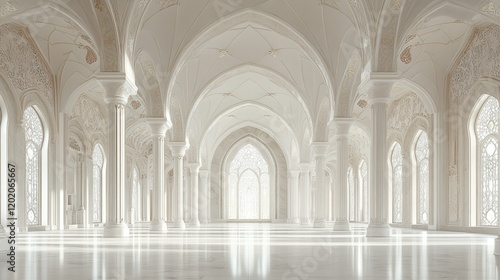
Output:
[147, 119, 169, 232]
[289, 170, 300, 224]
[199, 170, 209, 223]
[98, 73, 136, 238]
[188, 163, 201, 226]
[299, 163, 311, 225]
[366, 75, 394, 237]
[170, 142, 187, 229]
[332, 119, 353, 231]
[312, 143, 328, 228]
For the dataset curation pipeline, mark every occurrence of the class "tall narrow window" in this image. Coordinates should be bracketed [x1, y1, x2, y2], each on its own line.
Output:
[228, 143, 270, 220]
[360, 160, 368, 222]
[391, 142, 403, 223]
[475, 96, 499, 226]
[92, 145, 104, 223]
[415, 131, 429, 224]
[24, 107, 44, 226]
[132, 166, 139, 222]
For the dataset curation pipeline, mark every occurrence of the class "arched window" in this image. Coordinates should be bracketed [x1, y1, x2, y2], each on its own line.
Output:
[92, 145, 104, 223]
[359, 160, 368, 222]
[391, 142, 403, 223]
[348, 166, 355, 221]
[415, 130, 429, 224]
[24, 106, 44, 226]
[131, 165, 139, 222]
[228, 143, 270, 220]
[475, 96, 499, 226]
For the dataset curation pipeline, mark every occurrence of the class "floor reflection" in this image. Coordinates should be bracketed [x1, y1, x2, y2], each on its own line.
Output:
[0, 223, 497, 279]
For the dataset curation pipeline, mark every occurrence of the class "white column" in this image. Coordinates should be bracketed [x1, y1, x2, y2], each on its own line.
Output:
[199, 170, 209, 224]
[332, 119, 353, 231]
[188, 163, 201, 227]
[77, 154, 87, 227]
[289, 170, 300, 224]
[184, 168, 191, 223]
[312, 143, 329, 228]
[147, 119, 169, 232]
[366, 75, 394, 237]
[140, 174, 147, 221]
[299, 163, 311, 225]
[170, 142, 188, 228]
[97, 73, 136, 238]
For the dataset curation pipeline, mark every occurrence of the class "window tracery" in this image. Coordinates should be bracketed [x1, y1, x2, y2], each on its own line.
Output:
[228, 143, 270, 220]
[391, 142, 403, 223]
[415, 131, 429, 224]
[24, 106, 43, 226]
[93, 145, 104, 223]
[476, 96, 499, 226]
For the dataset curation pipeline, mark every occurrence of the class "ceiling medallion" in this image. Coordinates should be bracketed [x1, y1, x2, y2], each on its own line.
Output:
[268, 49, 278, 58]
[218, 49, 229, 58]
[222, 92, 232, 97]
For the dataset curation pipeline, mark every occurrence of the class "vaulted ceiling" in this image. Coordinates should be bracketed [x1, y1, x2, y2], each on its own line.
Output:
[1, 0, 498, 164]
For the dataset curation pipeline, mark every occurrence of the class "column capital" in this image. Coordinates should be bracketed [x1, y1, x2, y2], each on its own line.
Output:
[145, 118, 170, 137]
[298, 163, 312, 172]
[199, 169, 210, 178]
[330, 118, 355, 136]
[186, 162, 201, 173]
[169, 142, 188, 157]
[362, 72, 398, 103]
[312, 142, 329, 157]
[96, 72, 137, 105]
[288, 169, 300, 178]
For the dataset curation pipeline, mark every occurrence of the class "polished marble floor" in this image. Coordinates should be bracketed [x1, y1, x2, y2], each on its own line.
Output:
[0, 223, 499, 279]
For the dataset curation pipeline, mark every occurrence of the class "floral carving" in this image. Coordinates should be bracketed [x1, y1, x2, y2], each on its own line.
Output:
[0, 24, 54, 105]
[131, 100, 142, 110]
[450, 25, 500, 104]
[481, 2, 500, 17]
[94, 0, 104, 12]
[69, 137, 81, 151]
[0, 1, 16, 17]
[400, 45, 412, 64]
[78, 45, 97, 64]
[388, 92, 429, 134]
[69, 95, 107, 137]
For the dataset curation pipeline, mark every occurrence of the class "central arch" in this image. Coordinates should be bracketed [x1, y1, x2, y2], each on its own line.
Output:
[223, 137, 275, 221]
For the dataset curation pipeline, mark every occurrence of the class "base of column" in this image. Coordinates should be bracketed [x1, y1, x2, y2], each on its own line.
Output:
[149, 221, 167, 232]
[333, 220, 351, 231]
[313, 219, 327, 228]
[191, 219, 200, 227]
[292, 218, 301, 224]
[103, 223, 130, 238]
[366, 222, 391, 237]
[301, 219, 311, 226]
[171, 220, 186, 229]
[494, 237, 500, 255]
[201, 218, 208, 224]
